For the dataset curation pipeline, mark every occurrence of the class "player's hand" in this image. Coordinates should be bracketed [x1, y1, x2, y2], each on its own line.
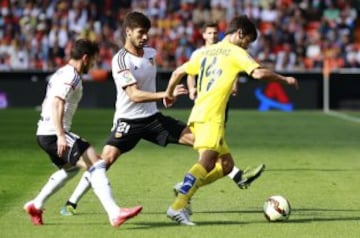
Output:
[163, 84, 188, 108]
[173, 84, 188, 97]
[57, 134, 68, 157]
[163, 96, 175, 108]
[285, 77, 299, 90]
[163, 89, 175, 108]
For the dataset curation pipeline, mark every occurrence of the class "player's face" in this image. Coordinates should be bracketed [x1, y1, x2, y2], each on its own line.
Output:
[203, 27, 218, 46]
[82, 55, 96, 74]
[235, 33, 254, 50]
[127, 27, 149, 49]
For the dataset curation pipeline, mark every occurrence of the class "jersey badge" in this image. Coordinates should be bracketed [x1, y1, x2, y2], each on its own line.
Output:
[149, 58, 154, 65]
[121, 70, 135, 84]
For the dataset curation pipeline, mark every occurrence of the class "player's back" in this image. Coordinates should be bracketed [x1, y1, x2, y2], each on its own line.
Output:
[37, 65, 82, 135]
[187, 41, 259, 124]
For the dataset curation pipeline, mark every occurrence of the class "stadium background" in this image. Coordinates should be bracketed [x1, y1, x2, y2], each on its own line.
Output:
[0, 0, 360, 110]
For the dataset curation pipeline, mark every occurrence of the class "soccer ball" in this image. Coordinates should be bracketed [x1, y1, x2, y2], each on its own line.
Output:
[263, 195, 291, 222]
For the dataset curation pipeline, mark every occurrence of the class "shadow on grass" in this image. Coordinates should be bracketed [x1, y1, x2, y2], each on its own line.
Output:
[129, 220, 247, 230]
[45, 207, 360, 229]
[286, 216, 360, 223]
[266, 168, 360, 172]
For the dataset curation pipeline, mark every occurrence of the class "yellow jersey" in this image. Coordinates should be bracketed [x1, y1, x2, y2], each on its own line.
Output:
[185, 40, 260, 124]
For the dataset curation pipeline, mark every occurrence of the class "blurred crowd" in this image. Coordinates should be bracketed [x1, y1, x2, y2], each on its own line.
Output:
[0, 0, 359, 72]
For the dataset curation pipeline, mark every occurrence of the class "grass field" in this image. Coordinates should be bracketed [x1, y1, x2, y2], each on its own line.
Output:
[1, 109, 360, 238]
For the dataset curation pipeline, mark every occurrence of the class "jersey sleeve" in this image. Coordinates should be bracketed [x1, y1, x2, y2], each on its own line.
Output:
[112, 52, 137, 88]
[232, 48, 260, 75]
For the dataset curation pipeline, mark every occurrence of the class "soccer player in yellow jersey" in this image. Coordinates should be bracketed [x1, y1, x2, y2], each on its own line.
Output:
[164, 15, 298, 225]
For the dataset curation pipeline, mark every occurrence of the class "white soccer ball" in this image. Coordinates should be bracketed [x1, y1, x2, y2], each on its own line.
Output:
[263, 195, 291, 222]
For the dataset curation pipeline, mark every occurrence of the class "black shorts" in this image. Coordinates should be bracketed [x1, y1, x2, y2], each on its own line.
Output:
[106, 112, 187, 153]
[37, 132, 90, 168]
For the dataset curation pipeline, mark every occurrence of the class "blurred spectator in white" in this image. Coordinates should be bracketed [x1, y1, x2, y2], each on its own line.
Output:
[305, 32, 322, 69]
[275, 43, 297, 71]
[8, 38, 29, 69]
[259, 1, 278, 23]
[68, 0, 88, 34]
[242, 1, 260, 22]
[0, 55, 10, 71]
[147, 0, 167, 18]
[344, 43, 360, 68]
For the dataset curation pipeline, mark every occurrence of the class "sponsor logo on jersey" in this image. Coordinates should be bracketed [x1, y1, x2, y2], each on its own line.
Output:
[121, 70, 134, 84]
[149, 58, 154, 65]
[115, 132, 123, 138]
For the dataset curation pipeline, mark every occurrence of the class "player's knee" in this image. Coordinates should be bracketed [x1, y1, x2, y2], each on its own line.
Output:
[100, 146, 121, 169]
[102, 156, 117, 168]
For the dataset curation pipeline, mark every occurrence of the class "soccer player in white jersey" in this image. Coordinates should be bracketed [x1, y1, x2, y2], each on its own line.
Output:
[60, 12, 265, 216]
[23, 39, 142, 227]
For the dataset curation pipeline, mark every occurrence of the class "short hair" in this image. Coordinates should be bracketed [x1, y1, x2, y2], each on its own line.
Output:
[202, 21, 218, 32]
[225, 15, 257, 42]
[70, 39, 99, 60]
[123, 11, 151, 30]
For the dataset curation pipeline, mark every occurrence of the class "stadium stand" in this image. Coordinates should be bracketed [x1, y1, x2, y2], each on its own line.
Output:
[0, 0, 359, 71]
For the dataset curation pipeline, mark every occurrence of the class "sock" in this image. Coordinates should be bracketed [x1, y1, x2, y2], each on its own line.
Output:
[33, 168, 78, 209]
[227, 167, 243, 184]
[89, 160, 119, 219]
[67, 171, 91, 206]
[202, 162, 224, 186]
[171, 163, 207, 210]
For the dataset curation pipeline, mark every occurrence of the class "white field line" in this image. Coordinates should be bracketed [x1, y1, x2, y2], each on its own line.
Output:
[325, 110, 360, 123]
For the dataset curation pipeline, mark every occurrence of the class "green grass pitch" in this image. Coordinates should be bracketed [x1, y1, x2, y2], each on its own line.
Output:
[1, 109, 360, 238]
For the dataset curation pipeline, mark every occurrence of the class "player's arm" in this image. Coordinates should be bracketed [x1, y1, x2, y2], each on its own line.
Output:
[125, 83, 188, 103]
[125, 83, 166, 103]
[165, 64, 188, 104]
[52, 96, 67, 157]
[251, 67, 299, 89]
[231, 79, 238, 96]
[186, 74, 197, 100]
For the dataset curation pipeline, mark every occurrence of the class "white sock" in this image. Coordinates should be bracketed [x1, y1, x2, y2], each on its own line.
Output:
[89, 160, 120, 219]
[227, 166, 240, 179]
[68, 171, 91, 204]
[33, 168, 78, 209]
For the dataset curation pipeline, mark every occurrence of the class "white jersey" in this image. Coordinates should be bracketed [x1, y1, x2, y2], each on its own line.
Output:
[190, 46, 205, 60]
[111, 47, 158, 122]
[36, 64, 82, 135]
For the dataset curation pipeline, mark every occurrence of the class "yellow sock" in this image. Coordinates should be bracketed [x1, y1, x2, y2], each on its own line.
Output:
[171, 163, 207, 210]
[202, 162, 224, 186]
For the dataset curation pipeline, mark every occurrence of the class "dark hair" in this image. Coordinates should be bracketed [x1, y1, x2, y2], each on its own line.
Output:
[70, 39, 99, 60]
[123, 11, 151, 30]
[202, 21, 218, 32]
[225, 15, 257, 41]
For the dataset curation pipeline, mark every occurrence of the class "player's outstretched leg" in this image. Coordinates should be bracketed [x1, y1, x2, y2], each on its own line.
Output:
[89, 159, 142, 227]
[24, 201, 44, 225]
[110, 206, 143, 227]
[235, 164, 266, 189]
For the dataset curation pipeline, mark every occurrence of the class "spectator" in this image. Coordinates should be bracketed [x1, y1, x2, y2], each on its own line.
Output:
[1, 0, 359, 71]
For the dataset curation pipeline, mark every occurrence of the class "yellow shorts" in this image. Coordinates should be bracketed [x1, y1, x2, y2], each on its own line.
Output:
[189, 121, 229, 155]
